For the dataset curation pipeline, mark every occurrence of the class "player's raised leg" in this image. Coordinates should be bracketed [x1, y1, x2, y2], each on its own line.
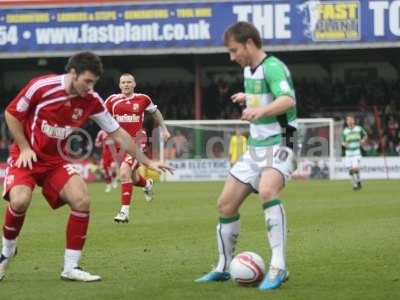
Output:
[0, 185, 32, 281]
[258, 168, 289, 291]
[59, 174, 101, 282]
[133, 171, 154, 202]
[115, 162, 133, 223]
[195, 175, 251, 283]
[142, 178, 154, 202]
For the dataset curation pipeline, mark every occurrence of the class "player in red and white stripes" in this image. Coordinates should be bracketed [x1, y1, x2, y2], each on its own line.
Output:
[105, 73, 170, 223]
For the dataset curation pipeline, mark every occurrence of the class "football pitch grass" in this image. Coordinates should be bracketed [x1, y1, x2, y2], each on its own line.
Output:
[0, 179, 399, 300]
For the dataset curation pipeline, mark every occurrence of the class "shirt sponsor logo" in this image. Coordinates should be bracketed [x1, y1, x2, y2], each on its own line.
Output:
[41, 120, 73, 139]
[115, 114, 140, 123]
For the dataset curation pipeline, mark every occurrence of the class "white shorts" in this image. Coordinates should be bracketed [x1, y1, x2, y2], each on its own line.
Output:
[344, 156, 361, 169]
[229, 145, 296, 192]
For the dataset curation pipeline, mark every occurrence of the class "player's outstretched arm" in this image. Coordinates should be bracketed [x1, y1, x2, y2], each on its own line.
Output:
[151, 109, 171, 142]
[109, 127, 174, 174]
[5, 111, 37, 169]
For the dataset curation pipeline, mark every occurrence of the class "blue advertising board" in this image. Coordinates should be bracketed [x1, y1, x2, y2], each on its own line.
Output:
[0, 0, 399, 57]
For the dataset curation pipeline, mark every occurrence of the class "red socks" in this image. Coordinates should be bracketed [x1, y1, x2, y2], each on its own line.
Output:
[66, 210, 89, 250]
[3, 206, 26, 240]
[121, 181, 133, 205]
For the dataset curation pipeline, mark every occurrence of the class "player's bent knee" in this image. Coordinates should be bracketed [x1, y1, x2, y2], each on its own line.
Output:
[9, 189, 32, 213]
[217, 201, 238, 217]
[120, 170, 131, 182]
[258, 188, 277, 202]
[70, 193, 91, 211]
[10, 197, 30, 213]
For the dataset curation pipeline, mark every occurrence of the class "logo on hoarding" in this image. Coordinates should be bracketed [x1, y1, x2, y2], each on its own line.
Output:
[297, 1, 360, 42]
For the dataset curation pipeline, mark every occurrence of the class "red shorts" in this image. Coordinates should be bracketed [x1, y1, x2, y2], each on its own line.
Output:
[2, 158, 79, 209]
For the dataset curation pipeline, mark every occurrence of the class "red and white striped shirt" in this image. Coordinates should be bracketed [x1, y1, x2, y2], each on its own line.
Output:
[6, 74, 119, 164]
[104, 93, 157, 138]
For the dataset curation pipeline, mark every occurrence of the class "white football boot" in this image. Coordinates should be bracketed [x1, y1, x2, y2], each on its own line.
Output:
[143, 179, 154, 202]
[61, 267, 101, 282]
[0, 248, 17, 281]
[114, 211, 129, 223]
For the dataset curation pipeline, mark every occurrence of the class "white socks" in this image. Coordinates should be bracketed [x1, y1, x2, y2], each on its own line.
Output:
[121, 205, 130, 216]
[263, 199, 286, 270]
[350, 170, 360, 187]
[351, 173, 358, 187]
[215, 215, 240, 272]
[145, 180, 152, 189]
[64, 249, 82, 271]
[2, 237, 17, 258]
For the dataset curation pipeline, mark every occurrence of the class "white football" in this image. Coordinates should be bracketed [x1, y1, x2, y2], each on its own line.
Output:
[229, 251, 265, 286]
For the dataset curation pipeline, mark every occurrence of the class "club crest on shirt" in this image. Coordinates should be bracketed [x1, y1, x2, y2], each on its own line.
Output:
[254, 81, 262, 93]
[133, 103, 139, 112]
[72, 108, 83, 120]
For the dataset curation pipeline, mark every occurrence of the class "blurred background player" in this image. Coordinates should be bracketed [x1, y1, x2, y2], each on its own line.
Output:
[95, 129, 118, 192]
[341, 115, 367, 190]
[105, 73, 170, 223]
[229, 127, 247, 166]
[0, 52, 173, 282]
[195, 22, 297, 291]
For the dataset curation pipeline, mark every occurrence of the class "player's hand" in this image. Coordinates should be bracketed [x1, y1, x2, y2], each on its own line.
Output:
[16, 148, 37, 169]
[241, 107, 264, 121]
[231, 92, 246, 105]
[147, 161, 175, 174]
[162, 128, 171, 142]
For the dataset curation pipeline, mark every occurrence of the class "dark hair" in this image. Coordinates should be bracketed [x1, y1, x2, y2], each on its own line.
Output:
[223, 21, 262, 48]
[65, 51, 103, 77]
